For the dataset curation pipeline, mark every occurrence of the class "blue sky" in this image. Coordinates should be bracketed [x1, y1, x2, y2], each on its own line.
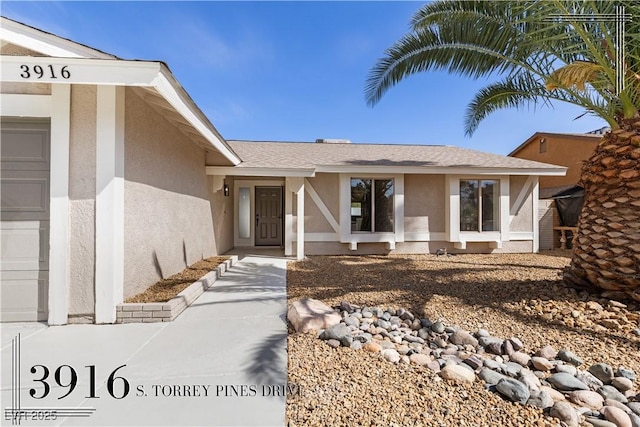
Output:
[2, 1, 607, 155]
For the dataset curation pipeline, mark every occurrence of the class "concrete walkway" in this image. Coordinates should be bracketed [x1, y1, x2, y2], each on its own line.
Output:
[1, 255, 288, 427]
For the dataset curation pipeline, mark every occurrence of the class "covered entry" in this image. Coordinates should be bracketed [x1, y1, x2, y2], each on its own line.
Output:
[1, 121, 50, 321]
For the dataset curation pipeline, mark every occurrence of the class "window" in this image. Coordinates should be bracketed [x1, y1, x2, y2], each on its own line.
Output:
[539, 138, 547, 153]
[351, 178, 394, 232]
[460, 180, 499, 231]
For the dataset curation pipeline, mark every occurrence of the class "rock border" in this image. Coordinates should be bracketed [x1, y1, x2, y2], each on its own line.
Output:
[116, 256, 238, 323]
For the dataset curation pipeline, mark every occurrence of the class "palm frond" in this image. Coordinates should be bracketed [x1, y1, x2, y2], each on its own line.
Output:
[546, 61, 607, 91]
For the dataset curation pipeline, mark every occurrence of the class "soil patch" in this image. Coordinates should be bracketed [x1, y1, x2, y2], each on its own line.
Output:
[125, 256, 229, 303]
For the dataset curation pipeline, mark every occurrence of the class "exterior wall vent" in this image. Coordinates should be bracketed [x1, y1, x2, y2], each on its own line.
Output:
[315, 139, 351, 144]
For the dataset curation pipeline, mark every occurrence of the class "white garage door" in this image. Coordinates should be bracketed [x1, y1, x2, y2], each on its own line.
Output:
[1, 121, 50, 322]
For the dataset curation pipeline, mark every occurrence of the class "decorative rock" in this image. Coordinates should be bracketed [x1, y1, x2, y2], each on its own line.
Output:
[617, 368, 636, 381]
[440, 364, 475, 384]
[612, 377, 633, 392]
[375, 319, 391, 330]
[462, 355, 483, 371]
[629, 414, 640, 427]
[536, 345, 558, 360]
[363, 342, 381, 353]
[558, 349, 583, 366]
[532, 357, 554, 371]
[509, 351, 531, 367]
[431, 321, 445, 334]
[579, 370, 606, 391]
[598, 386, 628, 403]
[484, 359, 501, 370]
[585, 418, 619, 427]
[547, 373, 589, 391]
[420, 318, 432, 328]
[320, 323, 350, 341]
[344, 316, 360, 328]
[502, 340, 515, 356]
[486, 342, 503, 355]
[627, 403, 640, 416]
[527, 389, 554, 409]
[604, 399, 633, 415]
[418, 328, 430, 340]
[550, 401, 580, 427]
[556, 364, 578, 376]
[477, 328, 490, 338]
[509, 337, 524, 351]
[450, 330, 479, 347]
[287, 298, 341, 332]
[479, 336, 503, 348]
[326, 339, 340, 348]
[540, 385, 566, 402]
[602, 405, 633, 427]
[339, 334, 353, 347]
[568, 390, 605, 410]
[426, 360, 441, 373]
[503, 362, 523, 377]
[478, 367, 510, 385]
[350, 340, 362, 350]
[590, 363, 615, 385]
[496, 378, 531, 404]
[518, 369, 541, 391]
[403, 334, 425, 344]
[409, 353, 430, 366]
[382, 349, 400, 364]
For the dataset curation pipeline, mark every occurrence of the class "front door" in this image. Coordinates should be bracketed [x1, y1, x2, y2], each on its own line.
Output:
[255, 187, 282, 246]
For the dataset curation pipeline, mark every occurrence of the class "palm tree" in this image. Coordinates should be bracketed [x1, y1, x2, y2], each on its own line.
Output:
[366, 1, 640, 301]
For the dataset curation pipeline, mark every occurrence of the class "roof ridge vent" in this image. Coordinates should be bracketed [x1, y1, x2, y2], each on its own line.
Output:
[315, 138, 351, 144]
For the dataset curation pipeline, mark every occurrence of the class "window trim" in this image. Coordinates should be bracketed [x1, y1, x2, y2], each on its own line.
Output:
[446, 175, 509, 246]
[339, 173, 404, 244]
[459, 179, 500, 232]
[350, 177, 395, 234]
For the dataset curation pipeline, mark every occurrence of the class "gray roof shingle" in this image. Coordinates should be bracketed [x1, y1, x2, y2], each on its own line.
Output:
[227, 140, 565, 172]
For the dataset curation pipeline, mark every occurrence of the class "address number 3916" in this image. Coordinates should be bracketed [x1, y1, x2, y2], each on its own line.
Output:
[20, 64, 71, 80]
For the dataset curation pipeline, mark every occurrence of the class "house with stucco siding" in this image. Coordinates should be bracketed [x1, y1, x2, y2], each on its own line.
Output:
[0, 17, 566, 325]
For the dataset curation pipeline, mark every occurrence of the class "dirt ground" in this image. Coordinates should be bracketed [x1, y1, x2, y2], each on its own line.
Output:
[286, 251, 640, 426]
[125, 256, 229, 303]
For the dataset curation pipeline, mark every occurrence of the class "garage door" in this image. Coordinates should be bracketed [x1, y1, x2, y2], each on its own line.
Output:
[1, 121, 50, 322]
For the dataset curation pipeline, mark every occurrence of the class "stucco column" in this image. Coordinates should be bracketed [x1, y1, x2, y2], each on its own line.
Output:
[297, 181, 305, 260]
[94, 85, 125, 324]
[48, 84, 71, 325]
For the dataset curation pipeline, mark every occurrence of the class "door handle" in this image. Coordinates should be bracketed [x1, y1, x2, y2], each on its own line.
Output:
[256, 214, 259, 226]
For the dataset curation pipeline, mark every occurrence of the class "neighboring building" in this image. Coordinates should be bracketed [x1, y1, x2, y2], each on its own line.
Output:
[509, 131, 601, 197]
[0, 17, 565, 325]
[509, 131, 604, 249]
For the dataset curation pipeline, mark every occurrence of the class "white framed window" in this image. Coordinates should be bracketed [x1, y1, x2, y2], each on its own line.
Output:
[350, 178, 394, 233]
[460, 179, 500, 232]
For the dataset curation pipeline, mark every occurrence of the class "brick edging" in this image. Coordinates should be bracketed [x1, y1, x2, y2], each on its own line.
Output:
[116, 256, 238, 323]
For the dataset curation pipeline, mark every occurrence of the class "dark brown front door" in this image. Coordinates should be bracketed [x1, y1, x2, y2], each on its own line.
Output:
[255, 186, 283, 246]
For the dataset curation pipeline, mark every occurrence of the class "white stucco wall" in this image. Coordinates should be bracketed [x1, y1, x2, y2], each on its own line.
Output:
[123, 89, 218, 298]
[68, 84, 97, 319]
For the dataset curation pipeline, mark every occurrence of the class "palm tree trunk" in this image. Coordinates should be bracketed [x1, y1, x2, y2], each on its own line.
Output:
[564, 118, 640, 301]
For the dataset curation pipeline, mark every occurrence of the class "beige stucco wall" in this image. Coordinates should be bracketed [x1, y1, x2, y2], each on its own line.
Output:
[509, 176, 533, 232]
[68, 85, 97, 319]
[123, 89, 219, 299]
[211, 176, 234, 254]
[404, 174, 446, 233]
[293, 174, 340, 234]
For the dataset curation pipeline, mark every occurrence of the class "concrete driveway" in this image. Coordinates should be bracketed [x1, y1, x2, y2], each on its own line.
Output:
[1, 255, 288, 427]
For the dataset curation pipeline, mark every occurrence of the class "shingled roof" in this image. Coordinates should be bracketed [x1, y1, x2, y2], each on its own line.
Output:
[224, 140, 566, 176]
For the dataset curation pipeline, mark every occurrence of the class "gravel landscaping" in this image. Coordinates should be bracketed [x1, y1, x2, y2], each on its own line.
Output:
[286, 252, 640, 426]
[125, 256, 229, 303]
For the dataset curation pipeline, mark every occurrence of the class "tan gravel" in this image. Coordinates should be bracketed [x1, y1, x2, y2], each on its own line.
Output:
[125, 256, 229, 303]
[286, 251, 640, 427]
